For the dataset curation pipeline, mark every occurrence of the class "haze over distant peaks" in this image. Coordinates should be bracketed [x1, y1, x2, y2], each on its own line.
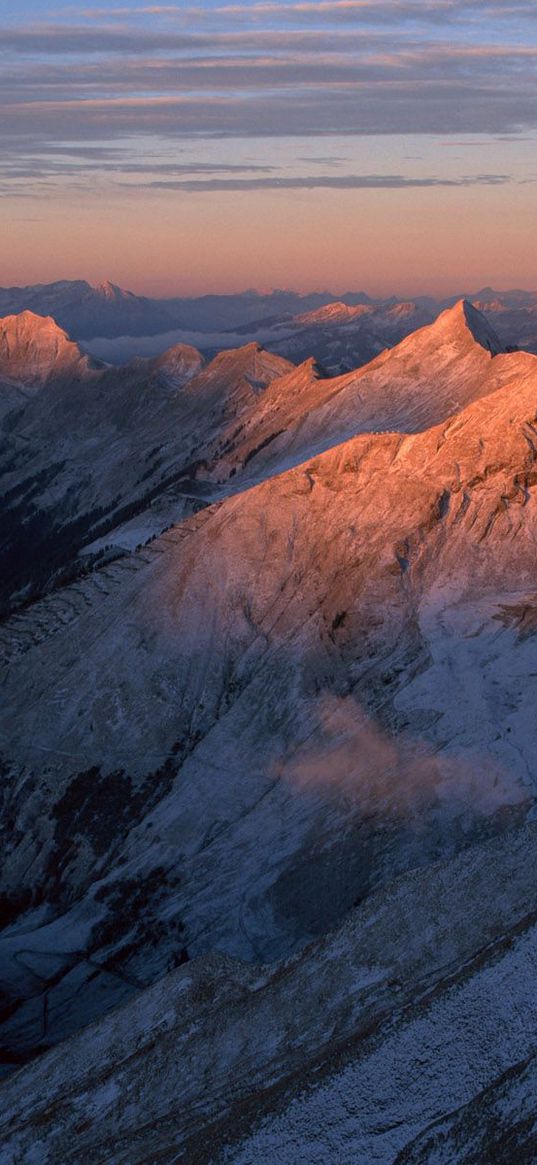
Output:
[93, 278, 133, 301]
[294, 302, 373, 327]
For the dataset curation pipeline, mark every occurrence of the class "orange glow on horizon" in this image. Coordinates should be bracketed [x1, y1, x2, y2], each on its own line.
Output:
[4, 181, 537, 298]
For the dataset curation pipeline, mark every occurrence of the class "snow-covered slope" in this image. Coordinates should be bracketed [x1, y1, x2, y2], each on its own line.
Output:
[2, 353, 537, 1066]
[3, 295, 537, 1155]
[396, 1052, 537, 1164]
[2, 822, 537, 1163]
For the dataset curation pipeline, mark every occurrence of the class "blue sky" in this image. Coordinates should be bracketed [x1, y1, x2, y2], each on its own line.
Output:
[1, 1, 537, 293]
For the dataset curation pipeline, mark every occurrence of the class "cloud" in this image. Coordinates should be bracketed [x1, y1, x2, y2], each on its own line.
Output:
[0, 157, 279, 182]
[298, 155, 349, 164]
[140, 172, 512, 192]
[3, 81, 536, 144]
[0, 24, 401, 55]
[79, 2, 537, 23]
[2, 2, 537, 196]
[281, 694, 527, 820]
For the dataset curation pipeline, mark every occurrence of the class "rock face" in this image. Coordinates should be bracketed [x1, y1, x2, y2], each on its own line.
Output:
[0, 311, 101, 420]
[0, 311, 99, 390]
[2, 299, 537, 1160]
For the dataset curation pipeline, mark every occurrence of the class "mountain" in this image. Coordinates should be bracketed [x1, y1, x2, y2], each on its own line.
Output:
[0, 281, 373, 342]
[2, 300, 531, 619]
[205, 300, 536, 481]
[244, 298, 437, 374]
[0, 301, 512, 615]
[0, 331, 292, 612]
[149, 341, 204, 388]
[2, 822, 537, 1162]
[1, 327, 537, 1059]
[0, 279, 182, 340]
[2, 280, 537, 367]
[3, 296, 537, 1156]
[0, 311, 101, 419]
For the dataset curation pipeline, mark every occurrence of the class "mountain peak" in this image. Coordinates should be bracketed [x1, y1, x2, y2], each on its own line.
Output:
[435, 298, 504, 355]
[1, 309, 73, 348]
[151, 342, 205, 387]
[0, 309, 99, 390]
[295, 302, 372, 327]
[94, 279, 120, 298]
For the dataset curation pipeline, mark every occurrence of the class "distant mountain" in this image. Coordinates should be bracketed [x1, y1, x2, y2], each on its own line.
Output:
[0, 281, 374, 341]
[0, 280, 178, 340]
[253, 298, 437, 374]
[2, 280, 537, 367]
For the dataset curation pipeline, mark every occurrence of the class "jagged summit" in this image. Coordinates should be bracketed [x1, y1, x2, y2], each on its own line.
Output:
[429, 298, 504, 355]
[189, 341, 292, 393]
[93, 278, 132, 301]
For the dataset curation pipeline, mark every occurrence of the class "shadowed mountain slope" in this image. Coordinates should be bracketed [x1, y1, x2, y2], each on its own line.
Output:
[0, 337, 292, 611]
[2, 351, 537, 1066]
[2, 810, 537, 1161]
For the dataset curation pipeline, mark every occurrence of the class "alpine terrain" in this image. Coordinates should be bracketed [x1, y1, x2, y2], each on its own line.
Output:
[2, 298, 537, 1163]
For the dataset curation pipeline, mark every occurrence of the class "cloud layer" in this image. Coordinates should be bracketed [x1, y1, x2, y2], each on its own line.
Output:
[1, 0, 537, 196]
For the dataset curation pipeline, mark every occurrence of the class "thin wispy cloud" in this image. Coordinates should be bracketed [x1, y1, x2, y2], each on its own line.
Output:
[79, 2, 537, 21]
[140, 172, 512, 191]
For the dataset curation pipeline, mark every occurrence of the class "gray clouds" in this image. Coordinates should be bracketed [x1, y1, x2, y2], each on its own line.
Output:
[1, 2, 537, 194]
[142, 172, 512, 192]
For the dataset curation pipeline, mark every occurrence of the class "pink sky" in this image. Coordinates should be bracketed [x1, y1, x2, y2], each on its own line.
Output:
[3, 2, 537, 295]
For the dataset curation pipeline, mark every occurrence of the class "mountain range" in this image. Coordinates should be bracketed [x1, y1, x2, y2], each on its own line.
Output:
[2, 297, 537, 1162]
[2, 279, 537, 369]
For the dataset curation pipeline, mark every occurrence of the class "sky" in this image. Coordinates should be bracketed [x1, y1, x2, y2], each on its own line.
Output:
[1, 0, 537, 296]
